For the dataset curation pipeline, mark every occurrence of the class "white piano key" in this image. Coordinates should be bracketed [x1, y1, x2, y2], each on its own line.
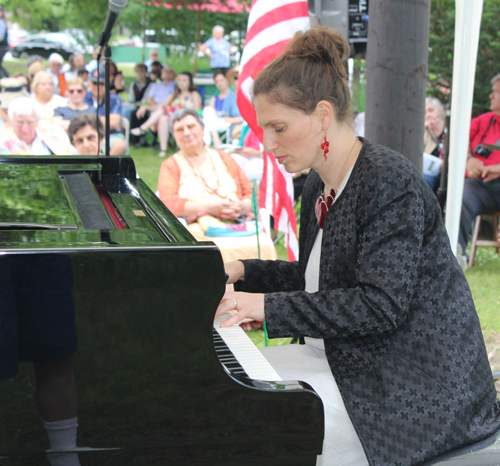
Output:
[214, 313, 282, 381]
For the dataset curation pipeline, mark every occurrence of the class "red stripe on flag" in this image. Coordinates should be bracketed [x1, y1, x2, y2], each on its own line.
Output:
[246, 2, 309, 43]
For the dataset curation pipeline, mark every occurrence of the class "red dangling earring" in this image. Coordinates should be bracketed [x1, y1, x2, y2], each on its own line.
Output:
[321, 133, 330, 160]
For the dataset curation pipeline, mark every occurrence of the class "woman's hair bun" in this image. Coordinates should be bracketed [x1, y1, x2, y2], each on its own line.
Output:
[286, 26, 350, 78]
[253, 25, 353, 124]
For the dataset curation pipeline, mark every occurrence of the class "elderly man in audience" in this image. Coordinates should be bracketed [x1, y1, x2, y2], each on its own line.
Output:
[136, 66, 176, 118]
[0, 96, 74, 155]
[68, 113, 104, 156]
[46, 53, 66, 96]
[458, 73, 500, 259]
[84, 66, 127, 156]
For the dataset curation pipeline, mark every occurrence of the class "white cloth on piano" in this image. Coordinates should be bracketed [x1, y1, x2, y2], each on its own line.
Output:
[259, 166, 368, 466]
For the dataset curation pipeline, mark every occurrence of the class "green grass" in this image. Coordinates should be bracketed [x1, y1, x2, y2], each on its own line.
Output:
[465, 247, 500, 332]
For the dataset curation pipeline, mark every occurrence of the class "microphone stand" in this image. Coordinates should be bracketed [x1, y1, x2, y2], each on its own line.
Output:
[101, 44, 112, 157]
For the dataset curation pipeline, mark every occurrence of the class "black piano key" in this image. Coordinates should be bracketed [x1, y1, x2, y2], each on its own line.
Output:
[212, 328, 249, 378]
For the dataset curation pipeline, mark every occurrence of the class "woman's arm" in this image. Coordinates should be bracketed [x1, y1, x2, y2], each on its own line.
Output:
[192, 91, 202, 110]
[209, 95, 215, 109]
[264, 183, 425, 339]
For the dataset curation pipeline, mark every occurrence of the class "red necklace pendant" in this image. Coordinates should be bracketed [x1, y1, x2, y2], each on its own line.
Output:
[315, 188, 336, 229]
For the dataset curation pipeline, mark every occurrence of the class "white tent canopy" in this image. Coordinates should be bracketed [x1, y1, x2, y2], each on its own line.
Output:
[445, 0, 484, 254]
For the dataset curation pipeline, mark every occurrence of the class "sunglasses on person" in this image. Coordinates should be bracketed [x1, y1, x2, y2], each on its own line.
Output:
[68, 88, 85, 94]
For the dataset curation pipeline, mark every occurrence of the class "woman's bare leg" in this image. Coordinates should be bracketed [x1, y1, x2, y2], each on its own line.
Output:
[158, 114, 170, 152]
[139, 106, 164, 131]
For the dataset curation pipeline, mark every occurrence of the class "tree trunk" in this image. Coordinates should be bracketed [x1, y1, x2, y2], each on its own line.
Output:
[365, 0, 431, 173]
[193, 9, 202, 74]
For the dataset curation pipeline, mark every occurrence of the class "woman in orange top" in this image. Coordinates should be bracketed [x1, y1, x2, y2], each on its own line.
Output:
[158, 108, 276, 262]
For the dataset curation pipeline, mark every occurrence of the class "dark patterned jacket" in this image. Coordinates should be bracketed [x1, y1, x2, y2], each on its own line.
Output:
[235, 139, 500, 466]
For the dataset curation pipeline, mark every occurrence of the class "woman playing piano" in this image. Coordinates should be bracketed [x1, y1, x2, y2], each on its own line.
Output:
[217, 26, 500, 466]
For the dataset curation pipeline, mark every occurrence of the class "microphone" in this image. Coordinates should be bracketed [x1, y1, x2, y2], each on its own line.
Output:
[97, 0, 128, 59]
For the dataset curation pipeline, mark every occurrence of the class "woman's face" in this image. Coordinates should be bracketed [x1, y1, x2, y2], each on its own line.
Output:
[214, 74, 229, 92]
[176, 74, 190, 92]
[67, 84, 86, 103]
[172, 115, 204, 153]
[36, 76, 55, 97]
[254, 94, 322, 173]
[72, 124, 101, 155]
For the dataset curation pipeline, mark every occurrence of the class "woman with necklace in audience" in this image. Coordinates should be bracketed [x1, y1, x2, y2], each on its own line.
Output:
[216, 26, 500, 466]
[157, 108, 277, 263]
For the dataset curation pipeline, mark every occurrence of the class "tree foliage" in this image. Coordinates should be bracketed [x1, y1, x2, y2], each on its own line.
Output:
[428, 0, 500, 115]
[4, 0, 70, 31]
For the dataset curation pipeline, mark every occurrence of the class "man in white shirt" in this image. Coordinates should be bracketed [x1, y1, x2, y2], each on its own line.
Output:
[0, 96, 74, 155]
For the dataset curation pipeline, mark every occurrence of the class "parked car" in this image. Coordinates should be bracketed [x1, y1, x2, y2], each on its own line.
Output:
[7, 27, 29, 48]
[10, 32, 85, 61]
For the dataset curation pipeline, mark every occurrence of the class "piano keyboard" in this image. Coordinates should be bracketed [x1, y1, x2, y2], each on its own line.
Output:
[214, 313, 282, 381]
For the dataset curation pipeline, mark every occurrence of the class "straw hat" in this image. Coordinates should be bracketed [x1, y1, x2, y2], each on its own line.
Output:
[0, 78, 30, 110]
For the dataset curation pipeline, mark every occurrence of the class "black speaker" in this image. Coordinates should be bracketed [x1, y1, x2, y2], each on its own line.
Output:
[308, 0, 369, 57]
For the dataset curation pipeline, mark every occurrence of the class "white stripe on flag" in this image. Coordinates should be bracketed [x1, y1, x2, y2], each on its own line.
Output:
[247, 0, 306, 29]
[240, 17, 310, 69]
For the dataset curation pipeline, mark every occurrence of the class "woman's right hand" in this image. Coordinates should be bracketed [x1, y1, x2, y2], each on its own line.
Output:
[467, 156, 485, 178]
[224, 261, 245, 284]
[136, 107, 147, 118]
[204, 198, 237, 218]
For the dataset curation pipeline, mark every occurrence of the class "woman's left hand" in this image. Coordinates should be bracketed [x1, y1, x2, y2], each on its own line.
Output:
[216, 291, 265, 328]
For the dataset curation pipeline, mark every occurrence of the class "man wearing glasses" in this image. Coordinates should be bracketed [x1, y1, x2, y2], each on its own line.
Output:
[84, 66, 127, 156]
[0, 96, 73, 155]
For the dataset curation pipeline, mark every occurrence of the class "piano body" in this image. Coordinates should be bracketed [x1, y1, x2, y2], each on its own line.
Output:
[0, 156, 324, 466]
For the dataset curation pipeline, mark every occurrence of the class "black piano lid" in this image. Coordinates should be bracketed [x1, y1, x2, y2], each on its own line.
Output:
[0, 156, 198, 249]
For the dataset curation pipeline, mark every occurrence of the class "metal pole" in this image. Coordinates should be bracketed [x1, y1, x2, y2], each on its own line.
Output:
[103, 45, 112, 157]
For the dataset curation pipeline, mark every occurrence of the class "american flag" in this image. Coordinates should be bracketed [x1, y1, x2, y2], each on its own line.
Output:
[236, 0, 310, 261]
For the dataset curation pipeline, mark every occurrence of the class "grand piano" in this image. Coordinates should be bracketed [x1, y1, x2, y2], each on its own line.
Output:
[0, 156, 324, 466]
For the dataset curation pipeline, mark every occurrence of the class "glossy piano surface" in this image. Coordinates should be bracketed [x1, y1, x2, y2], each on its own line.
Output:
[0, 156, 324, 466]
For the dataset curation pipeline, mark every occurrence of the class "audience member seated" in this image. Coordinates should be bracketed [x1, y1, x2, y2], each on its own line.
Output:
[108, 59, 124, 94]
[144, 48, 165, 72]
[158, 109, 277, 262]
[423, 97, 446, 192]
[32, 71, 67, 131]
[458, 73, 500, 259]
[63, 53, 86, 82]
[77, 67, 88, 86]
[68, 113, 104, 156]
[127, 63, 152, 146]
[27, 60, 45, 87]
[53, 77, 92, 132]
[84, 66, 127, 156]
[0, 96, 74, 155]
[136, 62, 176, 151]
[148, 68, 161, 85]
[202, 70, 243, 147]
[0, 77, 30, 131]
[137, 66, 176, 118]
[46, 53, 66, 96]
[149, 61, 164, 81]
[131, 71, 202, 157]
